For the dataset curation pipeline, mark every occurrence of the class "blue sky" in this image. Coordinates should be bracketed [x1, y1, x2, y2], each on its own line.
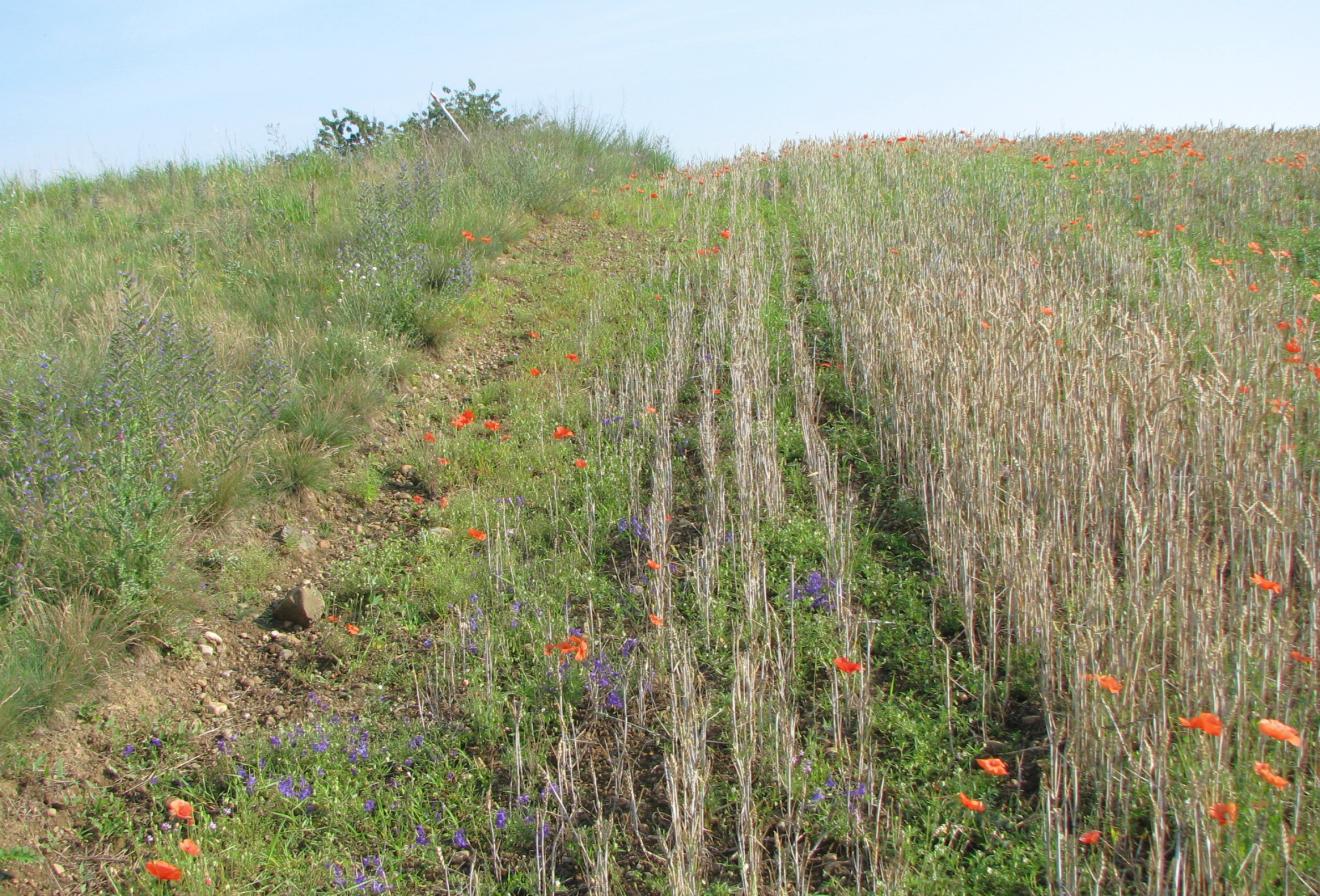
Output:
[4, 0, 1318, 181]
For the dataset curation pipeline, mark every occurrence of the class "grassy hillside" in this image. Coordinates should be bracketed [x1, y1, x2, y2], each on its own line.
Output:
[0, 125, 1316, 895]
[0, 119, 670, 740]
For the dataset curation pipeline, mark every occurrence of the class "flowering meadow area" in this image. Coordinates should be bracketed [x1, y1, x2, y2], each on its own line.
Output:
[0, 119, 1316, 894]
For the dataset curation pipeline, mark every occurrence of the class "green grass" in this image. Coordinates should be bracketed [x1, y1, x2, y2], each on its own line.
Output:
[0, 118, 672, 743]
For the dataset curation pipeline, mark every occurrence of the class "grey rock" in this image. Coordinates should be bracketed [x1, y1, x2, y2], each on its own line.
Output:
[277, 524, 318, 555]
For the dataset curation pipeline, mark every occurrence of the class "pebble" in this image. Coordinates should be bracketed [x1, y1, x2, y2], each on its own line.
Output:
[199, 644, 215, 656]
[203, 631, 223, 645]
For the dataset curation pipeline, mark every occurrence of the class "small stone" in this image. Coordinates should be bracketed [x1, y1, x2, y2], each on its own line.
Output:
[318, 539, 331, 550]
[272, 584, 324, 626]
[46, 807, 58, 817]
[51, 863, 65, 877]
[277, 524, 318, 555]
[203, 698, 228, 716]
[399, 464, 415, 477]
[279, 649, 294, 661]
[199, 644, 215, 657]
[203, 631, 223, 645]
[283, 634, 302, 647]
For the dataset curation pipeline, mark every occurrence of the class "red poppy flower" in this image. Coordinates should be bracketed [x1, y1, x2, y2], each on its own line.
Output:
[833, 656, 862, 674]
[484, 420, 501, 432]
[179, 838, 201, 857]
[1291, 649, 1314, 664]
[553, 425, 574, 440]
[468, 528, 488, 542]
[574, 458, 588, 469]
[1178, 712, 1224, 737]
[646, 559, 662, 571]
[958, 792, 986, 813]
[544, 634, 589, 662]
[480, 235, 492, 244]
[1208, 802, 1238, 826]
[1284, 340, 1302, 354]
[1078, 830, 1101, 846]
[530, 367, 542, 377]
[412, 494, 424, 505]
[565, 353, 580, 363]
[648, 613, 664, 627]
[1254, 761, 1289, 790]
[1259, 718, 1301, 747]
[1250, 573, 1283, 594]
[976, 757, 1009, 777]
[146, 860, 184, 881]
[720, 229, 731, 239]
[423, 431, 436, 443]
[461, 230, 475, 241]
[345, 623, 361, 636]
[529, 330, 542, 340]
[1084, 673, 1122, 694]
[166, 799, 194, 823]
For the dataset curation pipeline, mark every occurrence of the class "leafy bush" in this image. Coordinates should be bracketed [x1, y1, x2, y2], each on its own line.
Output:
[315, 108, 387, 155]
[405, 79, 530, 135]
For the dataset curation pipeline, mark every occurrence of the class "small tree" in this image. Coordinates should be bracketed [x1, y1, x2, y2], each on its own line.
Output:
[315, 109, 387, 155]
[406, 80, 527, 135]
